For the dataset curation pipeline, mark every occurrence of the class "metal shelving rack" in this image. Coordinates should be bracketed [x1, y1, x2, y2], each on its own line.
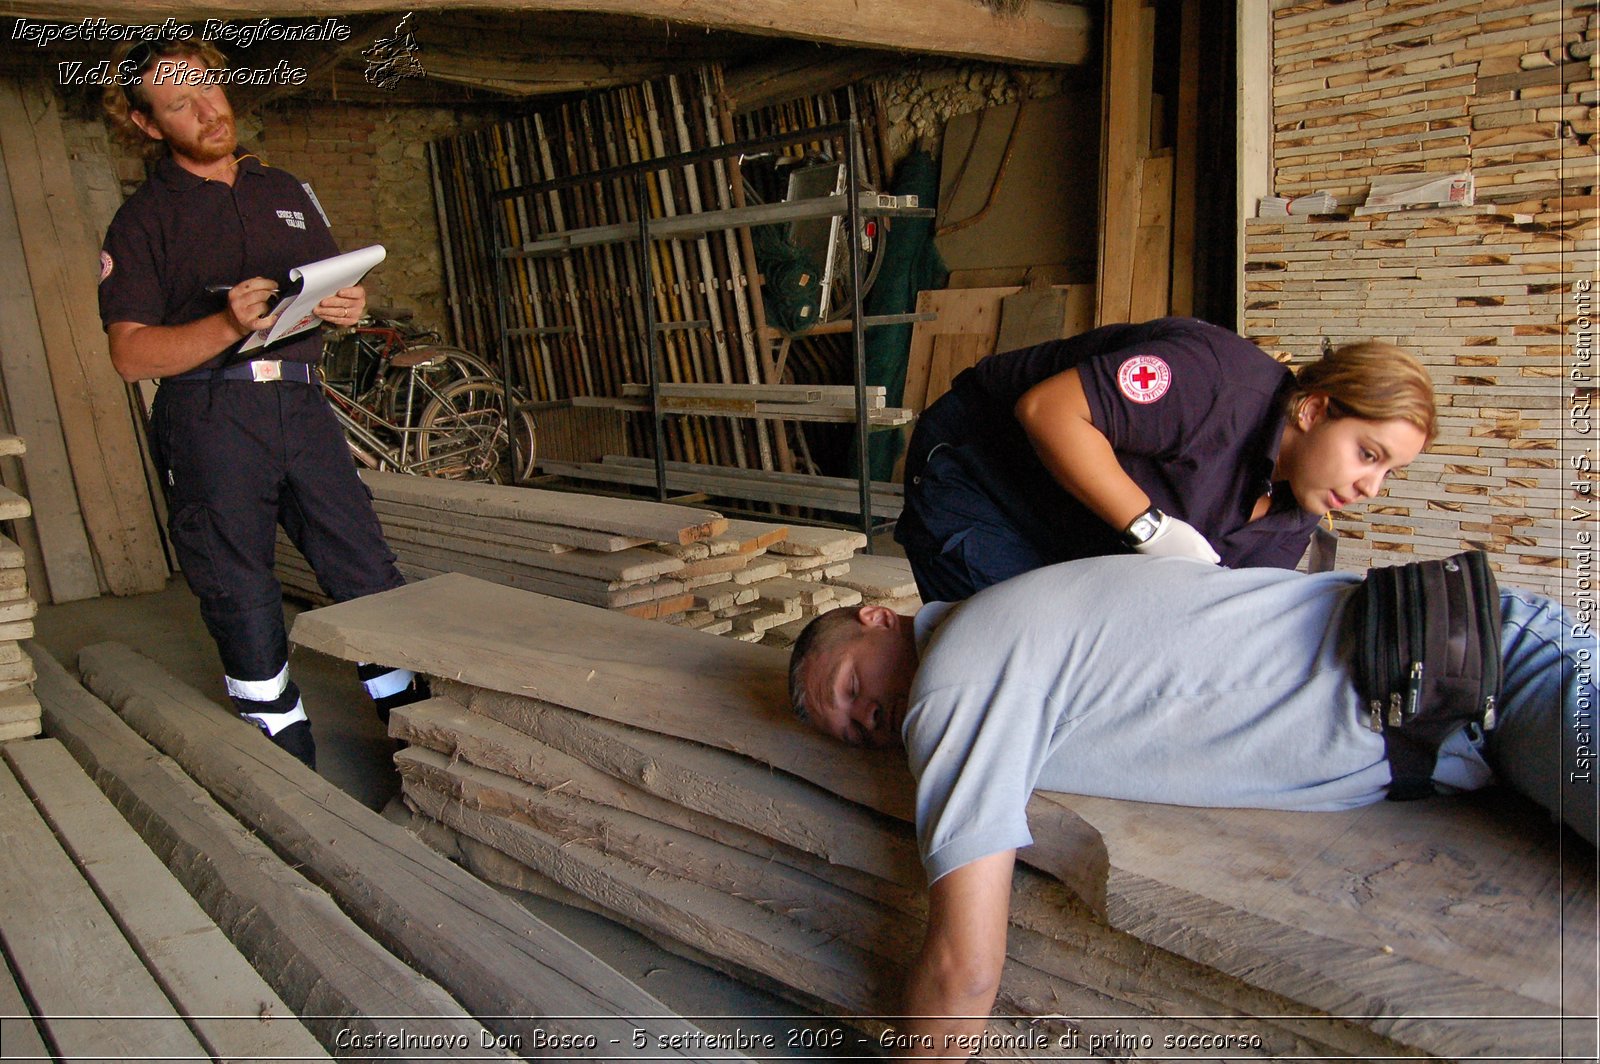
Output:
[479, 100, 931, 542]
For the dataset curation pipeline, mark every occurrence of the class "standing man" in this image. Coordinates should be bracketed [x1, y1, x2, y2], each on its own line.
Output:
[98, 39, 425, 768]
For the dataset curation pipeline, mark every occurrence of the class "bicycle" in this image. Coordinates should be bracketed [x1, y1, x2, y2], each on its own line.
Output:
[320, 310, 537, 482]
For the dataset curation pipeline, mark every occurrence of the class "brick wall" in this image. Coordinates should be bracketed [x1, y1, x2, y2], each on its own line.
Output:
[1246, 0, 1597, 604]
[255, 102, 467, 339]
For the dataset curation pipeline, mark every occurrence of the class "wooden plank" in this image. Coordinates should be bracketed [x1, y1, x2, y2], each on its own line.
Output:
[289, 574, 1109, 911]
[0, 756, 210, 1060]
[0, 483, 29, 520]
[0, 950, 48, 1063]
[28, 642, 505, 1055]
[1128, 151, 1175, 322]
[1169, 0, 1202, 316]
[371, 500, 646, 552]
[0, 78, 166, 596]
[0, 533, 23, 569]
[74, 639, 731, 1058]
[1097, 0, 1148, 325]
[763, 524, 865, 556]
[827, 553, 918, 599]
[1048, 790, 1596, 1017]
[0, 434, 20, 457]
[4, 739, 330, 1062]
[544, 461, 904, 519]
[2, 0, 1091, 66]
[401, 761, 904, 1016]
[393, 695, 923, 896]
[0, 139, 98, 603]
[359, 467, 727, 544]
[926, 333, 990, 410]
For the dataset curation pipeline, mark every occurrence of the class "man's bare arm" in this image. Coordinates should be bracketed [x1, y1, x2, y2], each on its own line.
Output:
[894, 850, 1016, 1060]
[106, 276, 282, 382]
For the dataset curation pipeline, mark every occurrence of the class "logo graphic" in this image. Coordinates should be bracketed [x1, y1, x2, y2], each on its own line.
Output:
[276, 209, 306, 230]
[99, 249, 114, 281]
[1117, 355, 1171, 404]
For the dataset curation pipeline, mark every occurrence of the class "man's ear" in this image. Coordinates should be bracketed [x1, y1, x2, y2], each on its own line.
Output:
[128, 107, 163, 142]
[857, 604, 897, 630]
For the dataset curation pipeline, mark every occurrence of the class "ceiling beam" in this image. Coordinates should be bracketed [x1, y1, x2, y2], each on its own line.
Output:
[4, 0, 1092, 67]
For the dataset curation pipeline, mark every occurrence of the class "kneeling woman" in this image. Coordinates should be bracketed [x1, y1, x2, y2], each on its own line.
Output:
[896, 317, 1436, 602]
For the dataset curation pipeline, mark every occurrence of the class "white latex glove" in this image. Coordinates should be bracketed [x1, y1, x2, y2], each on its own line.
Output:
[1133, 513, 1221, 564]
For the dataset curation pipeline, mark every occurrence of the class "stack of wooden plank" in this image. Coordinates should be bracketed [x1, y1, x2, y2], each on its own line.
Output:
[0, 435, 39, 742]
[273, 472, 920, 642]
[290, 573, 1594, 1063]
[32, 639, 736, 1058]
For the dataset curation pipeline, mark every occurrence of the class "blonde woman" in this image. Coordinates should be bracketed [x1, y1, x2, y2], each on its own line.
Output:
[896, 317, 1436, 601]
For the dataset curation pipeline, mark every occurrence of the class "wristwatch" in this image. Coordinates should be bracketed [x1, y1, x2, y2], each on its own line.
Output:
[1121, 506, 1166, 547]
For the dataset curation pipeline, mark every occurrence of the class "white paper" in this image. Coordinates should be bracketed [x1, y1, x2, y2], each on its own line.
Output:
[240, 243, 386, 352]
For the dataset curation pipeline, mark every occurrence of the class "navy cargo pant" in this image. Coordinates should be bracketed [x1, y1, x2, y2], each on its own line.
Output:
[896, 389, 1125, 603]
[150, 378, 414, 738]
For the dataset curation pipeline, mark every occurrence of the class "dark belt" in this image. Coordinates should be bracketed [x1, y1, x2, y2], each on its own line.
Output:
[169, 360, 315, 384]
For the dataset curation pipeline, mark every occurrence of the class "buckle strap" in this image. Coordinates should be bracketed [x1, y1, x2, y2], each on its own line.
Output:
[169, 360, 314, 384]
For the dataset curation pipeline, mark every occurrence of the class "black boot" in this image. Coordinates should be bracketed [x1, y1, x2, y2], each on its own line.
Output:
[268, 719, 317, 770]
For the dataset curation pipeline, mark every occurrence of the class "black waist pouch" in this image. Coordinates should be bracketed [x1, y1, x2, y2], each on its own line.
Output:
[1350, 550, 1503, 801]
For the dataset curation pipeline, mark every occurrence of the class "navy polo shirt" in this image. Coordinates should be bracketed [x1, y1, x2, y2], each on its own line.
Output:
[950, 317, 1320, 569]
[99, 151, 339, 373]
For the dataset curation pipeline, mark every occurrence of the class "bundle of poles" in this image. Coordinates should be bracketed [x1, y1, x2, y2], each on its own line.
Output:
[428, 65, 890, 477]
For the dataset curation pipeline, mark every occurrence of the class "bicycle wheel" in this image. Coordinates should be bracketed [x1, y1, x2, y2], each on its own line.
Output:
[510, 401, 539, 483]
[380, 345, 499, 427]
[414, 378, 508, 482]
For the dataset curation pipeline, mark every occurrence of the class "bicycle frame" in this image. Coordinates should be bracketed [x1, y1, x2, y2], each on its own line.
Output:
[321, 368, 502, 478]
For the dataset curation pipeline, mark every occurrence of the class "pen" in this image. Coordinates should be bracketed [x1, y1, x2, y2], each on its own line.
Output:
[205, 284, 234, 294]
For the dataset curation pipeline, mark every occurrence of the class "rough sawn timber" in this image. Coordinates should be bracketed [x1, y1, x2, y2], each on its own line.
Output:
[289, 573, 1109, 912]
[28, 643, 504, 1058]
[74, 639, 738, 1060]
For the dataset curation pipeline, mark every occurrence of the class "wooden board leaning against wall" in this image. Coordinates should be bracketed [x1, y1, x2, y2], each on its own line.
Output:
[0, 76, 169, 604]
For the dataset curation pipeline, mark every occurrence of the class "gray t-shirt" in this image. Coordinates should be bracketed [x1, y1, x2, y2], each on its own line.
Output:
[904, 557, 1491, 882]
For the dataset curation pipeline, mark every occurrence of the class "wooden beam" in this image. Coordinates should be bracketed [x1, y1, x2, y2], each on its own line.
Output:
[4, 0, 1092, 66]
[74, 639, 733, 1058]
[3, 740, 332, 1063]
[28, 642, 506, 1055]
[0, 756, 210, 1060]
[1095, 0, 1148, 326]
[1235, 0, 1271, 331]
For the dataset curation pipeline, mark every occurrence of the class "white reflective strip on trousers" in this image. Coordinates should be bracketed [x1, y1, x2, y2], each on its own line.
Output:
[242, 699, 307, 736]
[225, 664, 290, 704]
[362, 668, 414, 701]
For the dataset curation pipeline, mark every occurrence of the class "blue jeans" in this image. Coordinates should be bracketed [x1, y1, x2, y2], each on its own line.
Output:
[1487, 589, 1597, 847]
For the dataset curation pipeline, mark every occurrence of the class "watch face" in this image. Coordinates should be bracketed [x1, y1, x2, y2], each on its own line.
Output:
[1128, 510, 1161, 544]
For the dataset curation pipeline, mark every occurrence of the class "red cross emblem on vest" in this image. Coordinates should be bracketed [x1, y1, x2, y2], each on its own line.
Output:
[1117, 355, 1171, 404]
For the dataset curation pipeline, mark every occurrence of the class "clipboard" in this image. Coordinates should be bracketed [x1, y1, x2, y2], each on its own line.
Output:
[241, 244, 386, 352]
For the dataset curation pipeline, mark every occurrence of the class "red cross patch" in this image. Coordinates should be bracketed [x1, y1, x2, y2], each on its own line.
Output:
[1117, 355, 1171, 404]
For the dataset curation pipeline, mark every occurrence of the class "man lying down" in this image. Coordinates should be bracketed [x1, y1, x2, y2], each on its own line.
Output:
[786, 554, 1594, 1057]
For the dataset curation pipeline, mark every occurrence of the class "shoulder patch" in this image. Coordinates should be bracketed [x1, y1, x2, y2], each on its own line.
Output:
[99, 249, 114, 282]
[1116, 354, 1171, 404]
